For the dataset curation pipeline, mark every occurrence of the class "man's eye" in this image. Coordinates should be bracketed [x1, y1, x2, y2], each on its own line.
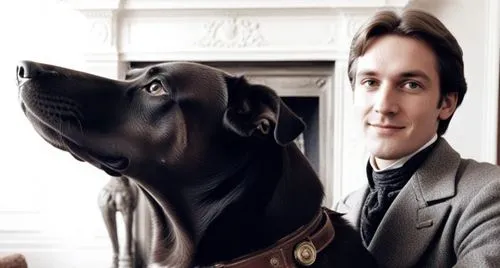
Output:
[362, 79, 378, 88]
[403, 81, 422, 91]
[145, 81, 167, 96]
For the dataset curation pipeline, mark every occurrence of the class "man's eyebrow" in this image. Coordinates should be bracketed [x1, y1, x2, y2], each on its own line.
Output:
[400, 70, 431, 82]
[356, 70, 378, 77]
[356, 69, 432, 82]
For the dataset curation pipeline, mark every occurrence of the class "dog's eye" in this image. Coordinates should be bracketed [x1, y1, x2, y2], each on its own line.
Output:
[145, 81, 168, 96]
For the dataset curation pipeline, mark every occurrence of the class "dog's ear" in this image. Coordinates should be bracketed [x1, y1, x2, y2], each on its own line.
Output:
[223, 76, 306, 146]
[124, 66, 147, 80]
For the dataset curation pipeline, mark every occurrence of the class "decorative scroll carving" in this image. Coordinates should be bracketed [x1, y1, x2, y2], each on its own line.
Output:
[326, 23, 338, 45]
[82, 10, 115, 18]
[89, 20, 110, 45]
[315, 78, 326, 88]
[196, 17, 265, 48]
[80, 10, 116, 48]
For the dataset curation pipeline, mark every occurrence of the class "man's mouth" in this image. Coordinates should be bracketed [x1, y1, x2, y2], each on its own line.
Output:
[368, 123, 405, 135]
[369, 123, 405, 129]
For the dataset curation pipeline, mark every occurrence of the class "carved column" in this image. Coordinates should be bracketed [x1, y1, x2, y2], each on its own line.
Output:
[77, 2, 128, 79]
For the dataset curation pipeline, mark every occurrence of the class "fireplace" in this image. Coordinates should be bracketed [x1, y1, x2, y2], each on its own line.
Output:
[70, 0, 412, 266]
[72, 0, 413, 205]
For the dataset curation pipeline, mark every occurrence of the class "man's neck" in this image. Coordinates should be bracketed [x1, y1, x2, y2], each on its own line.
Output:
[371, 134, 438, 171]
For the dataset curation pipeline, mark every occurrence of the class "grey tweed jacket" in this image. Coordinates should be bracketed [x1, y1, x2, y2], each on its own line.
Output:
[335, 138, 500, 268]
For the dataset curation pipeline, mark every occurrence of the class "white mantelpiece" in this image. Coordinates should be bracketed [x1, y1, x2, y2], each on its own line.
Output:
[72, 0, 412, 75]
[69, 0, 413, 206]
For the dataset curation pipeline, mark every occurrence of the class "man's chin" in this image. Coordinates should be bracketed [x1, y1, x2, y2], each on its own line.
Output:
[366, 141, 412, 161]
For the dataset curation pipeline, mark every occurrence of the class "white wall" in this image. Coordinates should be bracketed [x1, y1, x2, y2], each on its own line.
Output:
[0, 0, 497, 267]
[0, 1, 112, 267]
[408, 0, 499, 162]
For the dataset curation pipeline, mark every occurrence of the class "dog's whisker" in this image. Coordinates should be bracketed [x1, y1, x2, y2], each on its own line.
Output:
[56, 116, 68, 151]
[65, 109, 85, 136]
[75, 116, 84, 137]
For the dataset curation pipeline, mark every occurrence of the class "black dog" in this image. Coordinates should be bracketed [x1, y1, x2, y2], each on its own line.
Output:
[16, 61, 376, 267]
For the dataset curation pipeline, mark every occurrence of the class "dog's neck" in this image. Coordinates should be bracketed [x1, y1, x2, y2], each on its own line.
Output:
[135, 142, 324, 267]
[190, 141, 323, 265]
[193, 143, 324, 266]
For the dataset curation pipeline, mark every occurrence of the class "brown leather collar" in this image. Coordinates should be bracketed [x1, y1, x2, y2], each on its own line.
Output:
[213, 207, 335, 268]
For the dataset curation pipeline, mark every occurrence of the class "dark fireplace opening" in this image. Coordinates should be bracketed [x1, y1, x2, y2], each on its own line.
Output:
[281, 96, 319, 173]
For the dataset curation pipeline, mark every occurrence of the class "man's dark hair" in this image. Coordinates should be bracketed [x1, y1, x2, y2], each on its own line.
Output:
[347, 9, 467, 135]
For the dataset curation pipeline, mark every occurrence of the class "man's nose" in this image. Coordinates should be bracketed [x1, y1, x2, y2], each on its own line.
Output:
[373, 85, 399, 115]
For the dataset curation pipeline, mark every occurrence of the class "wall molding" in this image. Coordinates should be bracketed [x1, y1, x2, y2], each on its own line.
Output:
[482, 0, 500, 163]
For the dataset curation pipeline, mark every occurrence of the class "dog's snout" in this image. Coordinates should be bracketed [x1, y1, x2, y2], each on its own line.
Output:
[17, 61, 42, 79]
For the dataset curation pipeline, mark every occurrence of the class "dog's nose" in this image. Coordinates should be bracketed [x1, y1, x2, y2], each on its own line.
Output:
[17, 61, 42, 80]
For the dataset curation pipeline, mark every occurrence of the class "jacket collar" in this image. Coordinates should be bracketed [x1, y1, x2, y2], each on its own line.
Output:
[366, 138, 460, 267]
[413, 138, 460, 203]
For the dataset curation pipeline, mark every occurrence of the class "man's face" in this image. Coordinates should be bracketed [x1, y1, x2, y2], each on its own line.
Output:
[353, 35, 457, 168]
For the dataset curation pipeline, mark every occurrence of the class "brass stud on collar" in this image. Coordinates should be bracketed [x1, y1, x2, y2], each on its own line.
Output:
[269, 257, 280, 267]
[294, 241, 317, 266]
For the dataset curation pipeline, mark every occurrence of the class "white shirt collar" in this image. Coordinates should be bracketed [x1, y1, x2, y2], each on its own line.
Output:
[370, 134, 438, 172]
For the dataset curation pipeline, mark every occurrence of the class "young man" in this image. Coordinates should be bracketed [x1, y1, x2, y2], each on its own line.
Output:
[335, 9, 500, 267]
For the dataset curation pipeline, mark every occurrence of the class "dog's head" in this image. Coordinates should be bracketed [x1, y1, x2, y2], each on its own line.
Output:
[17, 61, 305, 179]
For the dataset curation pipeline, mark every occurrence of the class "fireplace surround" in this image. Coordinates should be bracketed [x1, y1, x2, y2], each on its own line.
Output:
[70, 0, 413, 266]
[72, 0, 413, 205]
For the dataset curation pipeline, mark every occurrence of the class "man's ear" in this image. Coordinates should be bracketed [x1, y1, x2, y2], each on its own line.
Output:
[223, 76, 306, 146]
[438, 92, 458, 120]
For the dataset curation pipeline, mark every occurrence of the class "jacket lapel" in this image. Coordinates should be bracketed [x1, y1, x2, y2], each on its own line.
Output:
[367, 139, 460, 267]
[337, 186, 369, 229]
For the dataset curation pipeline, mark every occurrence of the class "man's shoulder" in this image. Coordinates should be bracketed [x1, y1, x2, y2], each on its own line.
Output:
[331, 186, 368, 228]
[333, 186, 368, 213]
[455, 157, 500, 193]
[433, 138, 500, 186]
[459, 157, 500, 174]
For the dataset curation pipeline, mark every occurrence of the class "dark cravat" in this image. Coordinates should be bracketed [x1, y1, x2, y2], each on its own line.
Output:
[360, 140, 438, 247]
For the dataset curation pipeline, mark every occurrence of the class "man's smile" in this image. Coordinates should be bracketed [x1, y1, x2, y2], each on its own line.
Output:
[368, 123, 406, 135]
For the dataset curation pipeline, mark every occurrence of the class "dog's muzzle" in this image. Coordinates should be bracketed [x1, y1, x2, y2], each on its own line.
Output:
[17, 60, 62, 87]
